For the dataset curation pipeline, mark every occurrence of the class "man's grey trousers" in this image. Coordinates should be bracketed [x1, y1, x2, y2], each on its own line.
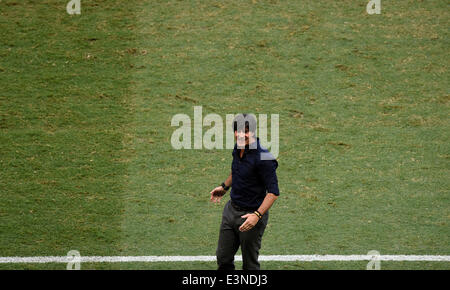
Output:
[216, 200, 269, 270]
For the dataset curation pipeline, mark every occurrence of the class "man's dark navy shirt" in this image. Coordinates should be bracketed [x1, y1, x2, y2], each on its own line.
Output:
[230, 138, 279, 210]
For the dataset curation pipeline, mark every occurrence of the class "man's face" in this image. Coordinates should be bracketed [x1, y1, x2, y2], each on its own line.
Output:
[234, 128, 253, 148]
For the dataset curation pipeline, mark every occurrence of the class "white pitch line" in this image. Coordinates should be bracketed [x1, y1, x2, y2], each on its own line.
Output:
[0, 255, 449, 264]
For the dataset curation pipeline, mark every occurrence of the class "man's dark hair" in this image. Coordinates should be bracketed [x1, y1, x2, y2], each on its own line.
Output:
[233, 113, 257, 134]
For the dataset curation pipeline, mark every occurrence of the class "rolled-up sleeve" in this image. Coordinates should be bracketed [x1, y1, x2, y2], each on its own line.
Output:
[257, 158, 280, 196]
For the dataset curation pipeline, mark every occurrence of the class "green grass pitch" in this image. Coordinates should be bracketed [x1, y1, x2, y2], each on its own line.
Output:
[0, 0, 448, 269]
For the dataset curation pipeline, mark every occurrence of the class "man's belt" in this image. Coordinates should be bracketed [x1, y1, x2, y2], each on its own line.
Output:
[230, 200, 258, 212]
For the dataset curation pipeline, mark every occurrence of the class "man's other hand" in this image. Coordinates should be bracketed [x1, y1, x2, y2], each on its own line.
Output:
[210, 186, 226, 203]
[239, 213, 259, 232]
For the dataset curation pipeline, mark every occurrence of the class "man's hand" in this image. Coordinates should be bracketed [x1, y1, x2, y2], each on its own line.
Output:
[239, 213, 260, 232]
[210, 186, 226, 203]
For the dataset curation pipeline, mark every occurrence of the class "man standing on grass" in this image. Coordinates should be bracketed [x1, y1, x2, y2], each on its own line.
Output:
[210, 113, 279, 270]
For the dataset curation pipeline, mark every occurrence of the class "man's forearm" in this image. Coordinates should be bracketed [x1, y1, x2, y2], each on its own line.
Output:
[257, 193, 278, 216]
[224, 171, 232, 188]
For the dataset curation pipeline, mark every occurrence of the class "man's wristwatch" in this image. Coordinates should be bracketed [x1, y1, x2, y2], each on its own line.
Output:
[221, 182, 230, 191]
